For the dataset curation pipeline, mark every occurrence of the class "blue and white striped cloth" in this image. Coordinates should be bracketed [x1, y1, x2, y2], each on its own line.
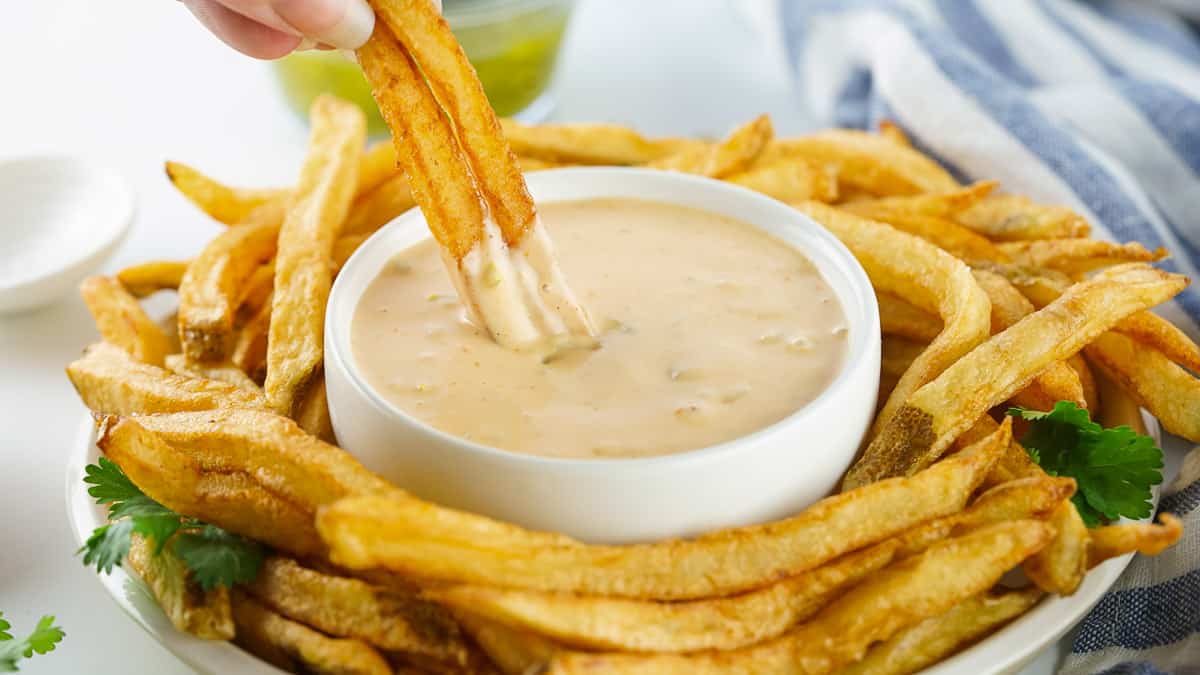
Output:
[778, 2, 1200, 673]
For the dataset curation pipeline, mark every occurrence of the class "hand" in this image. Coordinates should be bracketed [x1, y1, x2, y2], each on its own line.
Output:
[182, 0, 377, 59]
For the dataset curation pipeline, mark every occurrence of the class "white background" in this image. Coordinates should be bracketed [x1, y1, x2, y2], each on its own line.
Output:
[0, 1, 815, 672]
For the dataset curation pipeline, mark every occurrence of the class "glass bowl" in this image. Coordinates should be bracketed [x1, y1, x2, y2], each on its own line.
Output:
[272, 0, 575, 133]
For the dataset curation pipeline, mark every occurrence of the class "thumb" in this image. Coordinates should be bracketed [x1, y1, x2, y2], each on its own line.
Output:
[270, 0, 376, 49]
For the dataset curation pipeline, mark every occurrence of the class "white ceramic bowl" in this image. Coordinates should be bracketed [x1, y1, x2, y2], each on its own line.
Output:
[325, 168, 881, 543]
[0, 156, 134, 314]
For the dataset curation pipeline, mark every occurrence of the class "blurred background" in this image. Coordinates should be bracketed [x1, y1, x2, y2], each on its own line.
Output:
[0, 1, 809, 672]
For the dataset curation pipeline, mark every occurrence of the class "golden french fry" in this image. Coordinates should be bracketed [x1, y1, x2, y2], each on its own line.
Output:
[517, 155, 565, 172]
[843, 181, 998, 220]
[764, 130, 960, 196]
[499, 118, 703, 165]
[358, 139, 401, 197]
[726, 158, 838, 202]
[1068, 353, 1099, 412]
[68, 343, 266, 414]
[236, 261, 275, 322]
[546, 521, 1053, 675]
[999, 239, 1166, 275]
[79, 277, 174, 367]
[165, 161, 286, 225]
[957, 194, 1090, 240]
[232, 593, 393, 675]
[877, 292, 942, 342]
[164, 354, 261, 392]
[972, 268, 1086, 409]
[849, 264, 1188, 488]
[248, 557, 467, 664]
[233, 294, 272, 384]
[1024, 502, 1090, 596]
[333, 234, 370, 272]
[359, 24, 488, 261]
[1085, 331, 1200, 442]
[1088, 513, 1183, 568]
[178, 206, 283, 362]
[427, 458, 1065, 655]
[795, 203, 991, 446]
[856, 211, 1007, 263]
[650, 115, 773, 178]
[297, 376, 335, 443]
[456, 613, 561, 675]
[842, 588, 1044, 675]
[318, 431, 1003, 600]
[877, 119, 912, 147]
[117, 261, 189, 298]
[370, 0, 535, 247]
[126, 534, 234, 641]
[265, 95, 365, 417]
[343, 174, 415, 237]
[882, 336, 926, 380]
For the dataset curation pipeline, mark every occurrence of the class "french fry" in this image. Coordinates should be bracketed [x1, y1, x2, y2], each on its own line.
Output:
[877, 120, 912, 147]
[1024, 502, 1090, 596]
[499, 118, 703, 165]
[649, 115, 773, 178]
[546, 522, 1053, 675]
[972, 269, 1086, 409]
[79, 277, 175, 367]
[237, 260, 275, 322]
[164, 354, 261, 392]
[358, 24, 487, 260]
[998, 239, 1166, 275]
[264, 95, 365, 417]
[841, 588, 1044, 675]
[849, 264, 1187, 487]
[317, 429, 1004, 600]
[456, 613, 561, 675]
[178, 205, 282, 362]
[358, 139, 401, 197]
[369, 0, 535, 246]
[248, 557, 468, 664]
[334, 234, 371, 271]
[957, 194, 1090, 240]
[297, 376, 335, 443]
[117, 261, 189, 298]
[795, 203, 991, 447]
[68, 343, 266, 414]
[842, 181, 998, 220]
[343, 174, 416, 237]
[881, 336, 926, 380]
[165, 161, 286, 225]
[1068, 353, 1100, 412]
[855, 212, 1007, 263]
[726, 158, 838, 202]
[232, 593, 393, 675]
[427, 461, 1067, 654]
[126, 534, 235, 641]
[877, 292, 942, 342]
[763, 130, 960, 196]
[1088, 513, 1184, 568]
[233, 294, 272, 384]
[517, 155, 564, 172]
[1085, 331, 1200, 442]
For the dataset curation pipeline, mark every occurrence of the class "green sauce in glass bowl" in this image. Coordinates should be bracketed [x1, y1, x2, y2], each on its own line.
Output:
[272, 0, 573, 132]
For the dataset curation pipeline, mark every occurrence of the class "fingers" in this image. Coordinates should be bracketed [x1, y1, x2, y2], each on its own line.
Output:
[269, 0, 375, 49]
[183, 0, 301, 59]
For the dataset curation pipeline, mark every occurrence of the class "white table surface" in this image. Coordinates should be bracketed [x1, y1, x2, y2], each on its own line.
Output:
[0, 1, 1127, 673]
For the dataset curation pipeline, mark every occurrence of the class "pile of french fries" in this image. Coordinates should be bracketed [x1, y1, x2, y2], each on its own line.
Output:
[67, 0, 1200, 653]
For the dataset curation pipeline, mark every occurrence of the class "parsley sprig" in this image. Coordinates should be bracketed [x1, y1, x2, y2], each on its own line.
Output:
[80, 458, 264, 590]
[1008, 402, 1164, 527]
[0, 612, 64, 672]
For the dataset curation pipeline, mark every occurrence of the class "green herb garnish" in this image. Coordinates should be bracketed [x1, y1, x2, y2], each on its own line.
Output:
[1008, 402, 1164, 527]
[0, 612, 64, 672]
[80, 458, 264, 590]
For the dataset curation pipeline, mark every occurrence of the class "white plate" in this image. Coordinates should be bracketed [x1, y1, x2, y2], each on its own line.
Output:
[65, 412, 1160, 675]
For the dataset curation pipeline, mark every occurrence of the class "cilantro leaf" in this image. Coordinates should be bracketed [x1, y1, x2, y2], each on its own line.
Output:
[83, 458, 141, 505]
[1008, 402, 1164, 527]
[0, 615, 64, 672]
[172, 526, 265, 591]
[0, 613, 11, 641]
[80, 460, 264, 588]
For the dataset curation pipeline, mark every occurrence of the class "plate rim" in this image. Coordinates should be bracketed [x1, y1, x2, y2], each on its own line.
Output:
[66, 413, 1158, 675]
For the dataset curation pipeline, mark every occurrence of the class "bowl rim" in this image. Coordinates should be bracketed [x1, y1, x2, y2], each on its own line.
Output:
[0, 154, 134, 293]
[325, 166, 881, 469]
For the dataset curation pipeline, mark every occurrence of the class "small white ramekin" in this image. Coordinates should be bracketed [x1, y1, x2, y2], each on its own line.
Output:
[326, 168, 880, 543]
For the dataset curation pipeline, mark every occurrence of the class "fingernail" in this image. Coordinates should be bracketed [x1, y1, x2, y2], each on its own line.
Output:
[273, 0, 375, 50]
[295, 37, 318, 51]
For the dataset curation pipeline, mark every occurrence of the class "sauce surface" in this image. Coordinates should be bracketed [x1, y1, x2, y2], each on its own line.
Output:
[352, 198, 848, 459]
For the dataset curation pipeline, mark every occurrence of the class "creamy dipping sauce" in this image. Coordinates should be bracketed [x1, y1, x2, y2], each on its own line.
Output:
[351, 198, 848, 459]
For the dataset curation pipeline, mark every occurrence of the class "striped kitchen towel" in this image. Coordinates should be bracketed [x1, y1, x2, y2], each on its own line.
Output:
[778, 1, 1200, 673]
